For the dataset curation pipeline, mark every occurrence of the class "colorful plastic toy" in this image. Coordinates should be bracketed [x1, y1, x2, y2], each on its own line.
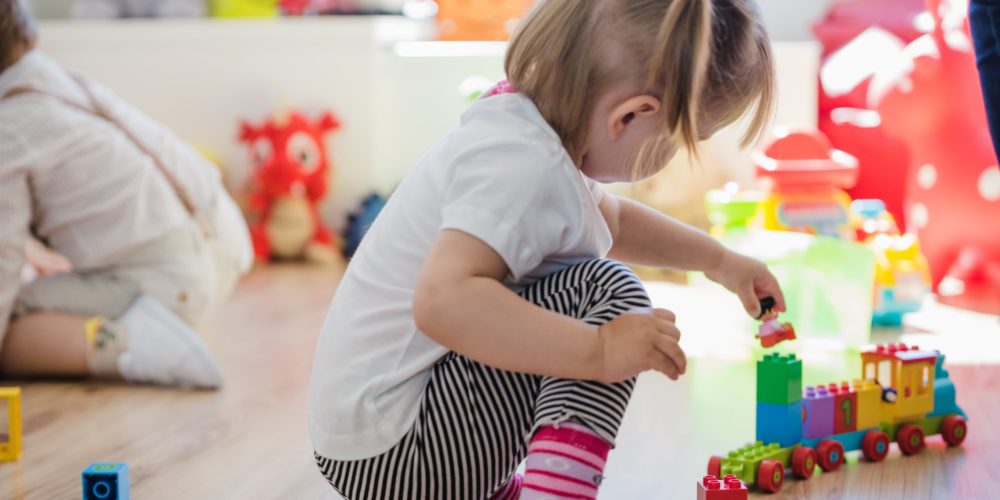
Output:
[757, 321, 796, 348]
[240, 110, 342, 265]
[342, 192, 387, 258]
[279, 0, 357, 15]
[872, 0, 1000, 304]
[82, 462, 130, 500]
[0, 387, 22, 461]
[705, 183, 762, 237]
[209, 0, 279, 17]
[752, 128, 859, 241]
[813, 0, 927, 227]
[708, 344, 967, 493]
[697, 474, 748, 500]
[436, 0, 533, 41]
[851, 200, 931, 326]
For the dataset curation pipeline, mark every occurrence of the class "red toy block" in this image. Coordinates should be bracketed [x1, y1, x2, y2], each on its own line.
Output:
[830, 382, 858, 434]
[697, 475, 748, 500]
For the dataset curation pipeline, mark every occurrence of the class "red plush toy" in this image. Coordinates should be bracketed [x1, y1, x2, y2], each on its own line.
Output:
[240, 110, 342, 264]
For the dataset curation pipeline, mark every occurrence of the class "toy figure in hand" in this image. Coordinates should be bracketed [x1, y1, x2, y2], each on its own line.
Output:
[756, 297, 796, 348]
[240, 110, 342, 265]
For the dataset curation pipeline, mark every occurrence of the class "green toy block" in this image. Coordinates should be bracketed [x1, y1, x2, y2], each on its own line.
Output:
[719, 441, 793, 486]
[757, 353, 802, 405]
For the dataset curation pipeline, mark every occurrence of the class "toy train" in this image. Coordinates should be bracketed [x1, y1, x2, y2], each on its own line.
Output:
[708, 343, 967, 493]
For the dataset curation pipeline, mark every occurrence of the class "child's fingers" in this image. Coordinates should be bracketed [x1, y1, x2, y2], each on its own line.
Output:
[653, 317, 681, 341]
[741, 285, 762, 318]
[653, 335, 687, 375]
[648, 350, 681, 380]
[651, 308, 676, 323]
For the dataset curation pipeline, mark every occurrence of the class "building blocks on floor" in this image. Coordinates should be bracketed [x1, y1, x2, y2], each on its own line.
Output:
[697, 474, 749, 500]
[83, 462, 130, 500]
[0, 387, 22, 462]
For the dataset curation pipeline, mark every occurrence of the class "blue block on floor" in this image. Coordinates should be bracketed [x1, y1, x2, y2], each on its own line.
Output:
[756, 401, 803, 448]
[83, 462, 129, 500]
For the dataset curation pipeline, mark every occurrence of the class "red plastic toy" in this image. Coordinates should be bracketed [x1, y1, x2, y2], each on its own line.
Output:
[240, 110, 342, 264]
[757, 321, 797, 348]
[813, 0, 926, 227]
[871, 0, 1000, 311]
[697, 475, 748, 500]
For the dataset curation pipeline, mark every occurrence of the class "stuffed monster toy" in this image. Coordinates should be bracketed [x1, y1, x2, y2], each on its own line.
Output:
[240, 111, 342, 265]
[74, 0, 207, 17]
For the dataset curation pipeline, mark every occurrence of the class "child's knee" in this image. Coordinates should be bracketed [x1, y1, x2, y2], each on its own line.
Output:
[578, 259, 650, 304]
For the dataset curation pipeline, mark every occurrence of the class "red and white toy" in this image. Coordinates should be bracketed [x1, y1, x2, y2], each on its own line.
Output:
[240, 110, 342, 264]
[871, 0, 1000, 312]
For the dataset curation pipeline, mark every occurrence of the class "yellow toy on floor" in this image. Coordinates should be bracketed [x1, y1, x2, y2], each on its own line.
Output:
[0, 387, 22, 461]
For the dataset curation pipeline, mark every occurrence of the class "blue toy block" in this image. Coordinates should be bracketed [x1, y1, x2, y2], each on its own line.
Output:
[930, 352, 967, 418]
[801, 427, 877, 453]
[802, 386, 835, 439]
[83, 462, 129, 500]
[756, 401, 803, 448]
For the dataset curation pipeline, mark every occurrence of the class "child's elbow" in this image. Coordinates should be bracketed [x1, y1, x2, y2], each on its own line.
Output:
[412, 275, 447, 336]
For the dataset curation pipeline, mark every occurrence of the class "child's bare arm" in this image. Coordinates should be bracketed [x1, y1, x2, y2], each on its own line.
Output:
[601, 195, 785, 318]
[413, 229, 686, 383]
[602, 194, 726, 271]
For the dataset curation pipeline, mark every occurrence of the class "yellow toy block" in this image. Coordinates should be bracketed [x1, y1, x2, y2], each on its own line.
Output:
[0, 387, 22, 461]
[853, 379, 882, 430]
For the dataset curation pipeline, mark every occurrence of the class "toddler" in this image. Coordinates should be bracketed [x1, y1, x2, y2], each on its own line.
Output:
[0, 0, 252, 388]
[309, 0, 783, 497]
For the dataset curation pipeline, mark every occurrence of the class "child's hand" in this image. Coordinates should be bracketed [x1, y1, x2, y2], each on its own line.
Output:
[705, 249, 786, 320]
[25, 237, 72, 277]
[596, 307, 686, 383]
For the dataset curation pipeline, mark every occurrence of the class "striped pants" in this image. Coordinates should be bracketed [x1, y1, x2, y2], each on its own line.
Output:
[315, 259, 651, 499]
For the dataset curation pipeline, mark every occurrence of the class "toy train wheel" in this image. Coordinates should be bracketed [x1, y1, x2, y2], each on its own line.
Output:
[816, 439, 845, 472]
[707, 455, 723, 477]
[791, 446, 817, 479]
[861, 430, 890, 462]
[940, 415, 968, 447]
[757, 459, 784, 493]
[897, 424, 926, 455]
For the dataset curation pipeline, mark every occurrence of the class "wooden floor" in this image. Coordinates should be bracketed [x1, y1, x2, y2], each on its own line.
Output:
[2, 265, 999, 499]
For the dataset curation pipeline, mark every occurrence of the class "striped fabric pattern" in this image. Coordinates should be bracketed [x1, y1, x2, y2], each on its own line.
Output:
[315, 259, 651, 499]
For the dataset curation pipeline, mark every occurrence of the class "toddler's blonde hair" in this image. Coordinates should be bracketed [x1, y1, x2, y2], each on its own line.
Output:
[505, 0, 775, 163]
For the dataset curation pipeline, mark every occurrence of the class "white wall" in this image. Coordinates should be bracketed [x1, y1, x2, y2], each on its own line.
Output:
[758, 0, 836, 41]
[35, 18, 818, 229]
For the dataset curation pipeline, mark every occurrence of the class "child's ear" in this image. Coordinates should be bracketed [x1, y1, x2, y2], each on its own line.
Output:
[608, 95, 660, 141]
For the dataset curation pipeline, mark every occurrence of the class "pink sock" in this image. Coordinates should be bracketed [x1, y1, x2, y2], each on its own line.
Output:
[520, 422, 611, 500]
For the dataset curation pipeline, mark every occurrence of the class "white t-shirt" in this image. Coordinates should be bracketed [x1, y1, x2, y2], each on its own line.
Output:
[308, 92, 613, 460]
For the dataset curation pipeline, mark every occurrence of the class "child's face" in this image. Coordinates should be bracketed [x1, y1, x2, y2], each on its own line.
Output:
[579, 87, 720, 182]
